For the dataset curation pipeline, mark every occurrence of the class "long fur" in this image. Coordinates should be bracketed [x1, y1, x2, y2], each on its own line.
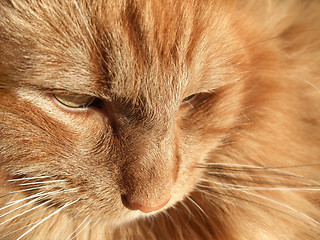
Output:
[0, 0, 320, 239]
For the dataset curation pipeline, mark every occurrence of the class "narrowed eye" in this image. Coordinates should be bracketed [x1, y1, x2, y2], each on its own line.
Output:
[53, 93, 96, 108]
[181, 94, 198, 108]
[182, 94, 197, 103]
[180, 92, 214, 109]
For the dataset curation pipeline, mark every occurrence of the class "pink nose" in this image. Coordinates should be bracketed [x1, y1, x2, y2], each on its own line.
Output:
[128, 197, 170, 213]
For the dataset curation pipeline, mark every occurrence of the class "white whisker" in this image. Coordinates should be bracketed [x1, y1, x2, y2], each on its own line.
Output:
[18, 180, 67, 186]
[69, 216, 92, 240]
[186, 196, 208, 220]
[65, 215, 90, 240]
[198, 184, 320, 226]
[0, 188, 78, 211]
[16, 199, 80, 240]
[0, 200, 51, 226]
[7, 176, 52, 182]
[205, 171, 318, 186]
[0, 201, 58, 239]
[236, 188, 320, 226]
[87, 217, 101, 235]
[162, 209, 175, 224]
[0, 192, 47, 212]
[0, 187, 43, 200]
[0, 195, 45, 219]
[303, 79, 320, 92]
[180, 201, 193, 217]
[202, 162, 320, 169]
[201, 163, 320, 185]
[195, 188, 236, 206]
[199, 180, 320, 191]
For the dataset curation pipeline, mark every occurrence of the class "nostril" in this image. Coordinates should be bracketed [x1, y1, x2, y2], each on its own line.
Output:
[122, 195, 171, 213]
[129, 198, 170, 213]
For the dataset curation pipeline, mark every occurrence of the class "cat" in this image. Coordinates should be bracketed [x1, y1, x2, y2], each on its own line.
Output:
[0, 0, 320, 239]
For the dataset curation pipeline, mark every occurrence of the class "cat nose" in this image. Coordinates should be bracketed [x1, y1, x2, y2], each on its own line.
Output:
[125, 196, 171, 213]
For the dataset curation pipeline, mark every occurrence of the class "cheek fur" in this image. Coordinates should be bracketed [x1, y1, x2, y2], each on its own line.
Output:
[1, 87, 207, 223]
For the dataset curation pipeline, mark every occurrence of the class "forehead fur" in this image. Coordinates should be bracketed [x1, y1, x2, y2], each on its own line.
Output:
[0, 0, 236, 106]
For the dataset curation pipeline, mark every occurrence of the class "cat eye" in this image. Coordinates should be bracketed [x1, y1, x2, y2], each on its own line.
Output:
[182, 94, 197, 103]
[53, 93, 96, 108]
[180, 92, 214, 110]
[181, 94, 198, 108]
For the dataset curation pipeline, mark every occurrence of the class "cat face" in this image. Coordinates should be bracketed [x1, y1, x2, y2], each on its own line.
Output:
[0, 0, 251, 224]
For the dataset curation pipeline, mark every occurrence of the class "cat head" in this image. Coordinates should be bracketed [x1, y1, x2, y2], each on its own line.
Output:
[0, 0, 259, 224]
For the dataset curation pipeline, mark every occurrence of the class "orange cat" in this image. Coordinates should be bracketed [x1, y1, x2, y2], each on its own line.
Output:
[0, 0, 319, 239]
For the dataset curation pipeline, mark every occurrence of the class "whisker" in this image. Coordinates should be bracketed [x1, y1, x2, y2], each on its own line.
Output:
[0, 200, 52, 226]
[163, 210, 176, 226]
[7, 176, 53, 182]
[0, 202, 58, 239]
[303, 79, 320, 92]
[200, 162, 320, 169]
[186, 196, 208, 222]
[16, 199, 80, 240]
[195, 188, 235, 206]
[195, 187, 303, 221]
[66, 215, 91, 240]
[180, 201, 193, 219]
[170, 205, 181, 215]
[199, 180, 320, 191]
[0, 195, 47, 219]
[236, 188, 320, 226]
[0, 188, 80, 237]
[197, 184, 320, 226]
[0, 192, 48, 211]
[196, 187, 245, 206]
[18, 180, 67, 186]
[0, 187, 78, 210]
[0, 187, 43, 200]
[204, 171, 319, 187]
[199, 163, 320, 185]
[86, 217, 101, 238]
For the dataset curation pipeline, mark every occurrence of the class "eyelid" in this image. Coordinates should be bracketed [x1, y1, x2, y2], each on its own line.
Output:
[182, 94, 197, 103]
[180, 92, 214, 110]
[180, 94, 198, 108]
[53, 93, 96, 108]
